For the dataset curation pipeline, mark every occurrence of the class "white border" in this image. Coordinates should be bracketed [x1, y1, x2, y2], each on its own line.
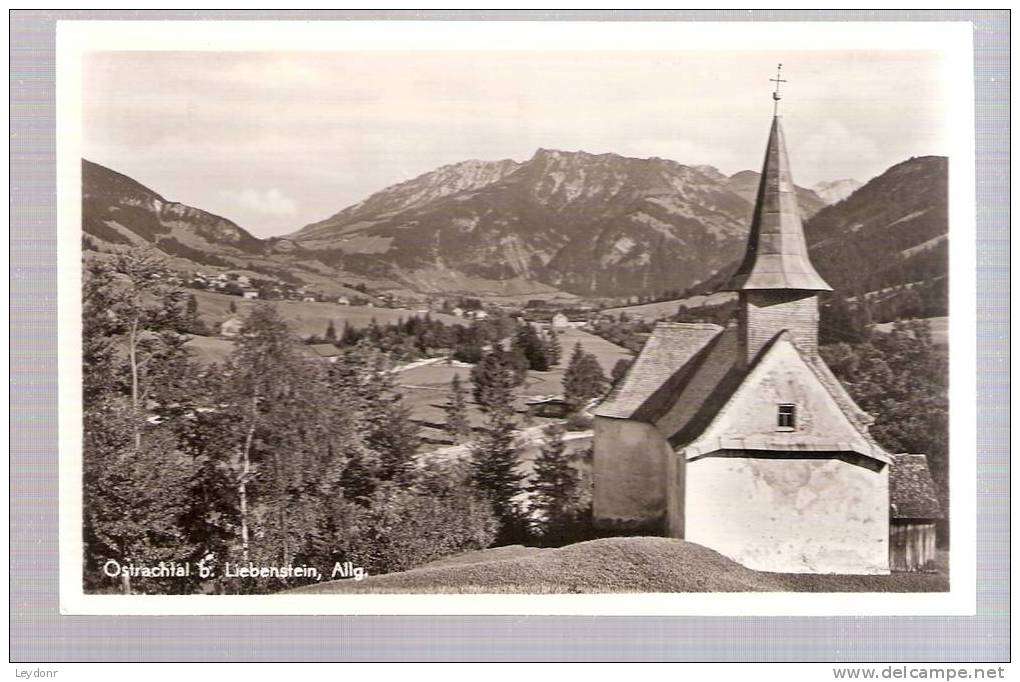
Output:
[57, 19, 977, 616]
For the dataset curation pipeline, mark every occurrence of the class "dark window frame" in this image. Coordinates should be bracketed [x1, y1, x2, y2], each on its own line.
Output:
[777, 403, 796, 430]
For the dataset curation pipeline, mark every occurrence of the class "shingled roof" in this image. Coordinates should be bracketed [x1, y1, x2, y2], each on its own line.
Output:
[890, 454, 943, 519]
[592, 322, 723, 419]
[725, 116, 832, 292]
[305, 343, 342, 358]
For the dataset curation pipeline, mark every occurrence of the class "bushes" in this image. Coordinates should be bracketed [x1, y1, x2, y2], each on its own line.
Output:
[332, 464, 498, 575]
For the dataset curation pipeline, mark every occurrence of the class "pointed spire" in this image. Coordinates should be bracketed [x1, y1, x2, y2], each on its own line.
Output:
[725, 115, 832, 292]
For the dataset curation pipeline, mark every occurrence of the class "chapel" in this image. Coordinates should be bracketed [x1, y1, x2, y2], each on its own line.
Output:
[592, 92, 900, 574]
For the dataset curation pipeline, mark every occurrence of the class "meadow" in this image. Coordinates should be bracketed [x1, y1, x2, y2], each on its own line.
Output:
[191, 289, 462, 339]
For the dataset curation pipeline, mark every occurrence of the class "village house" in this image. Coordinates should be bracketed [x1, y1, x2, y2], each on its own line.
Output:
[220, 316, 244, 338]
[242, 290, 259, 300]
[336, 296, 350, 306]
[592, 108, 940, 575]
[551, 312, 570, 330]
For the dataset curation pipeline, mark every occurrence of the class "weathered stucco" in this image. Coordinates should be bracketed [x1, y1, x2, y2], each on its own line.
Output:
[592, 417, 670, 532]
[692, 335, 874, 451]
[683, 454, 889, 574]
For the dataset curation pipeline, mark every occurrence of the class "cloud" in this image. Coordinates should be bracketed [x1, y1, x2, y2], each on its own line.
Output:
[220, 188, 298, 217]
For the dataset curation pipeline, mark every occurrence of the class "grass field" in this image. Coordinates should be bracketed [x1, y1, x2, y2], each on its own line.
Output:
[399, 327, 632, 448]
[873, 316, 948, 347]
[183, 334, 236, 365]
[602, 292, 736, 320]
[292, 537, 950, 594]
[191, 289, 462, 339]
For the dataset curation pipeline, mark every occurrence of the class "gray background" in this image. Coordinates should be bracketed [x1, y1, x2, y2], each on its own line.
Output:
[10, 10, 1009, 662]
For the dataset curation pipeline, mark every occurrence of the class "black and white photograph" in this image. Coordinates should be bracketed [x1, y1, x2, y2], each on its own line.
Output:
[56, 19, 977, 613]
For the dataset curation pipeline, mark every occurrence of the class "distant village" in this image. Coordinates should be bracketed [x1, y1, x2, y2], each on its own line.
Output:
[176, 266, 658, 331]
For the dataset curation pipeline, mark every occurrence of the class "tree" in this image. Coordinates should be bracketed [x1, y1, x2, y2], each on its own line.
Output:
[511, 323, 549, 371]
[223, 304, 361, 584]
[330, 341, 420, 485]
[468, 350, 524, 541]
[611, 358, 632, 386]
[325, 319, 338, 344]
[469, 400, 524, 543]
[544, 328, 563, 366]
[329, 462, 497, 575]
[470, 350, 520, 412]
[443, 374, 471, 443]
[228, 300, 237, 314]
[529, 425, 585, 543]
[563, 343, 609, 411]
[186, 293, 199, 318]
[81, 251, 202, 593]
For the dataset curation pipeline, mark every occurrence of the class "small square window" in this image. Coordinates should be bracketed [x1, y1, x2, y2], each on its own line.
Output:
[777, 404, 796, 430]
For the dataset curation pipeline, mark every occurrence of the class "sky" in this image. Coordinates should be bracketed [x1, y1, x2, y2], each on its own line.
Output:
[82, 50, 948, 238]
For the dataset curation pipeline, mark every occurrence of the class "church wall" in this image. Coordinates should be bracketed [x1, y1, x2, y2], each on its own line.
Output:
[700, 338, 864, 445]
[592, 417, 670, 532]
[684, 454, 889, 574]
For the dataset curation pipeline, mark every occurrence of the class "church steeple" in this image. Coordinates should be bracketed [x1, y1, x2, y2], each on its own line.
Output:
[725, 115, 831, 292]
[728, 67, 831, 366]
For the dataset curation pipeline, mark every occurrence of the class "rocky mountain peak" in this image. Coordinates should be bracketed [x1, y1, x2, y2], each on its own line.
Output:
[813, 178, 864, 205]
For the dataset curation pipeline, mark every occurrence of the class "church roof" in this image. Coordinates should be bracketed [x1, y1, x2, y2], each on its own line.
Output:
[890, 454, 943, 519]
[597, 324, 890, 465]
[725, 116, 832, 292]
[592, 322, 723, 419]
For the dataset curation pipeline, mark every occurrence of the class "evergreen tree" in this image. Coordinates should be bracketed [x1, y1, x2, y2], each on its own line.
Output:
[468, 398, 524, 542]
[511, 323, 550, 371]
[443, 374, 471, 443]
[611, 358, 632, 386]
[340, 320, 359, 346]
[544, 328, 563, 366]
[563, 343, 609, 411]
[228, 300, 237, 314]
[528, 424, 584, 543]
[186, 292, 199, 319]
[325, 319, 337, 344]
[470, 350, 520, 411]
[333, 341, 420, 484]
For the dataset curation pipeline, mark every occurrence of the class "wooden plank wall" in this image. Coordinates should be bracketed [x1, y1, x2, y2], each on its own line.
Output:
[890, 522, 937, 572]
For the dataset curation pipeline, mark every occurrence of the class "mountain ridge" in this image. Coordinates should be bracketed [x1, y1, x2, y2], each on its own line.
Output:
[81, 152, 945, 304]
[283, 148, 827, 297]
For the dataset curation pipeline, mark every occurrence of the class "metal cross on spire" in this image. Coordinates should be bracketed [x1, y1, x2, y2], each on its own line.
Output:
[770, 63, 787, 116]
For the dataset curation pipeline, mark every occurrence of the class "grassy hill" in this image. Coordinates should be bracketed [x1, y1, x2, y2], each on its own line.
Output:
[292, 537, 948, 594]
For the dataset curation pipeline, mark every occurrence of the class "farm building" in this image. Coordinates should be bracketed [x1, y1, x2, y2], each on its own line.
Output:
[303, 343, 342, 362]
[551, 312, 570, 329]
[593, 110, 904, 575]
[220, 316, 244, 338]
[526, 395, 571, 418]
[889, 454, 943, 572]
[242, 290, 259, 300]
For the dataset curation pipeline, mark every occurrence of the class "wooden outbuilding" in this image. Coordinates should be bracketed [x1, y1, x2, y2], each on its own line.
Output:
[889, 454, 943, 572]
